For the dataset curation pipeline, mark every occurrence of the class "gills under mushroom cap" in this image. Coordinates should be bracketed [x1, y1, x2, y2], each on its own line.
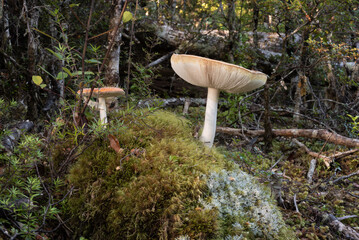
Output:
[171, 54, 267, 148]
[170, 54, 267, 93]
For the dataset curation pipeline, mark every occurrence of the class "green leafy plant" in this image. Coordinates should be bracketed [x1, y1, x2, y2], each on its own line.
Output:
[130, 63, 157, 98]
[348, 114, 359, 133]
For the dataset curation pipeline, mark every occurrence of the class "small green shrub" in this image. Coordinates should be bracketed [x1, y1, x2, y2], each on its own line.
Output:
[0, 134, 63, 239]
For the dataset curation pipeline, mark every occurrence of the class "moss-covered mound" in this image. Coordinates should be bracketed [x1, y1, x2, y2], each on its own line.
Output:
[67, 110, 295, 239]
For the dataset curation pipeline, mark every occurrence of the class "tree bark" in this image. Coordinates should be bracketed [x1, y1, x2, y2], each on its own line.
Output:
[105, 0, 124, 86]
[325, 60, 339, 110]
[252, 0, 260, 49]
[293, 73, 307, 123]
[2, 1, 11, 50]
[25, 0, 40, 120]
[216, 127, 359, 148]
[263, 82, 273, 151]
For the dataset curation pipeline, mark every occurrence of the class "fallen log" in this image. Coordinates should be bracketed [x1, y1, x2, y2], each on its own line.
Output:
[216, 127, 359, 148]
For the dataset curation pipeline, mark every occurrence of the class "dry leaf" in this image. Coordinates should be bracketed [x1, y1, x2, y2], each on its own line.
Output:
[108, 134, 124, 153]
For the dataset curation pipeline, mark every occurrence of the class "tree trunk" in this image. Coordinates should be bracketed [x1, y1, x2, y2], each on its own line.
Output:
[252, 0, 260, 49]
[352, 59, 359, 84]
[25, 0, 40, 120]
[263, 82, 273, 151]
[105, 0, 124, 86]
[325, 60, 339, 111]
[293, 73, 307, 123]
[226, 0, 240, 62]
[2, 1, 11, 50]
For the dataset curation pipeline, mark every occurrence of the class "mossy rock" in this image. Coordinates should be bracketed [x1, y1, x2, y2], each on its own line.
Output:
[66, 110, 295, 239]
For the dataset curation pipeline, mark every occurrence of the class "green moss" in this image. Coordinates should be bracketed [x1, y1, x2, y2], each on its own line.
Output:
[66, 110, 295, 239]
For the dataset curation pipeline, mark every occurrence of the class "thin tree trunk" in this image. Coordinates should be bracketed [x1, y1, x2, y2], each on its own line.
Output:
[293, 73, 307, 123]
[352, 59, 359, 84]
[0, 0, 2, 20]
[170, 0, 177, 22]
[263, 82, 273, 151]
[252, 0, 260, 49]
[294, 25, 310, 123]
[325, 31, 339, 111]
[24, 0, 40, 120]
[325, 60, 338, 111]
[105, 0, 124, 86]
[49, 19, 62, 101]
[2, 1, 11, 50]
[226, 0, 239, 63]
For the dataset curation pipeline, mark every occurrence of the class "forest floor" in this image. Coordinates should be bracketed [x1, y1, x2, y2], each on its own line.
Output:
[1, 98, 358, 239]
[225, 140, 359, 240]
[174, 103, 359, 240]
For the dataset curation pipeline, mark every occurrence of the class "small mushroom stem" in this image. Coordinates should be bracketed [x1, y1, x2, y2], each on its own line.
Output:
[200, 87, 220, 147]
[98, 97, 108, 124]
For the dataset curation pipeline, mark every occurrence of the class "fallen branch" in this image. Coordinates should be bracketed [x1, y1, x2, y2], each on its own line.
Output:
[309, 208, 359, 240]
[293, 193, 300, 213]
[138, 97, 207, 108]
[332, 170, 359, 184]
[307, 159, 317, 184]
[294, 140, 358, 167]
[145, 52, 173, 68]
[337, 215, 358, 221]
[216, 127, 359, 148]
[292, 139, 332, 167]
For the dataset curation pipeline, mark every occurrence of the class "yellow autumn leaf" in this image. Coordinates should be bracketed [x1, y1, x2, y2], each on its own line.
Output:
[32, 75, 43, 86]
[123, 11, 132, 23]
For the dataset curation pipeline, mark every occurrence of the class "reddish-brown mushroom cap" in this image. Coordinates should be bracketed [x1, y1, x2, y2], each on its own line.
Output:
[77, 87, 125, 98]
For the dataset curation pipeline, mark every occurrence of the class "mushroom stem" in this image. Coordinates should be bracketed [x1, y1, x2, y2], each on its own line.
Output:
[200, 87, 220, 147]
[98, 97, 108, 124]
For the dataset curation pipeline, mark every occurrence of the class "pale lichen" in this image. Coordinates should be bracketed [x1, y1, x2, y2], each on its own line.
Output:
[200, 169, 297, 239]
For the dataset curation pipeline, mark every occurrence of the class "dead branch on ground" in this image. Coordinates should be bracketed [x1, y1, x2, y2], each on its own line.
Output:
[216, 127, 359, 148]
[308, 208, 359, 240]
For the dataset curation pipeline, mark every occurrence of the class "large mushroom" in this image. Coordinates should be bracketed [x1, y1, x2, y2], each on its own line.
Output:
[77, 87, 125, 124]
[171, 54, 267, 147]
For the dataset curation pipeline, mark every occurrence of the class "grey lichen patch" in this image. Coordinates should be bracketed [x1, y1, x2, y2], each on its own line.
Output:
[200, 170, 297, 240]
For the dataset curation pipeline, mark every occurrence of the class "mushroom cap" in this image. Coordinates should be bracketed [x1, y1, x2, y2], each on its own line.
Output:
[171, 54, 267, 93]
[77, 87, 125, 98]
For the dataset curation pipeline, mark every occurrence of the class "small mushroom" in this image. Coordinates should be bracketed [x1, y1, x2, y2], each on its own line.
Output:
[77, 87, 125, 124]
[171, 54, 267, 147]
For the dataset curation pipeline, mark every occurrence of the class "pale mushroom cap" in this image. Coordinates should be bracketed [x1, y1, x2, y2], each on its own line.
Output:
[171, 54, 267, 93]
[77, 87, 125, 98]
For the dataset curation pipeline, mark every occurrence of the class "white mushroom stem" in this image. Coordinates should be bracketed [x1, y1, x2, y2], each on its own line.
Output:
[98, 97, 108, 124]
[200, 87, 220, 147]
[83, 97, 99, 109]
